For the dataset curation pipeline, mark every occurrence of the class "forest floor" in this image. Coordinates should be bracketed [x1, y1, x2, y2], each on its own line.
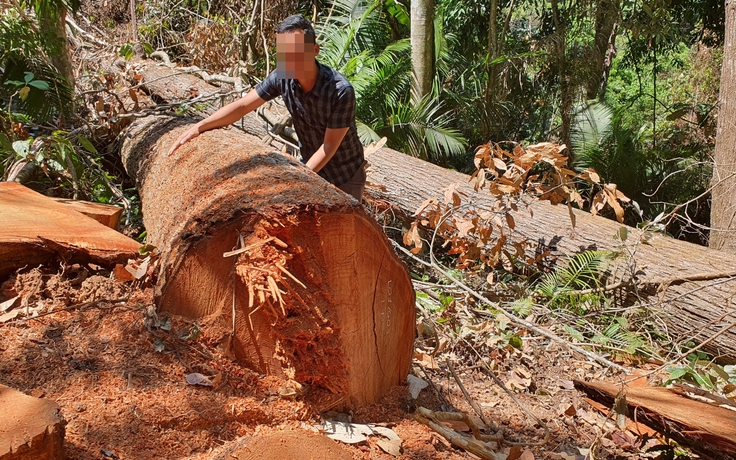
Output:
[0, 260, 690, 460]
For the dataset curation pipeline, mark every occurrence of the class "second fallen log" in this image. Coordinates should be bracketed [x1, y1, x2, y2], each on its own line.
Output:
[121, 116, 414, 408]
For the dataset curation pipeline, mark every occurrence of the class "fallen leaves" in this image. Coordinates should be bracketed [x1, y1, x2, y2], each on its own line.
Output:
[321, 419, 403, 456]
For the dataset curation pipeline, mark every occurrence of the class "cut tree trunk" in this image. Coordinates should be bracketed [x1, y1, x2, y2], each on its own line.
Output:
[0, 384, 65, 460]
[120, 116, 415, 409]
[129, 60, 736, 362]
[0, 182, 140, 280]
[574, 380, 736, 459]
[365, 147, 736, 362]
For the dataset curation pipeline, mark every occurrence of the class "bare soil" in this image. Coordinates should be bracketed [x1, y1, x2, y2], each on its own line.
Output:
[0, 265, 686, 460]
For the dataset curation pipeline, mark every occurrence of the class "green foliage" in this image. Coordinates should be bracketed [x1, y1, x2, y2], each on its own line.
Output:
[317, 0, 467, 162]
[0, 6, 74, 123]
[665, 349, 736, 393]
[535, 250, 619, 305]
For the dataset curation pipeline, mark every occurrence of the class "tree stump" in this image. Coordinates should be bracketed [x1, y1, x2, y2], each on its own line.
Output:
[0, 385, 65, 460]
[120, 116, 415, 408]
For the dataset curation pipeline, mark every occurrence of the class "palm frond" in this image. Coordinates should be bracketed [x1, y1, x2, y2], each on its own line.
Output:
[571, 100, 614, 170]
[536, 250, 619, 299]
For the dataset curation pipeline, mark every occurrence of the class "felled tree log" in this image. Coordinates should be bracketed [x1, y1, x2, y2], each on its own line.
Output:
[0, 384, 65, 460]
[574, 380, 736, 459]
[0, 182, 140, 280]
[120, 116, 414, 408]
[365, 147, 736, 362]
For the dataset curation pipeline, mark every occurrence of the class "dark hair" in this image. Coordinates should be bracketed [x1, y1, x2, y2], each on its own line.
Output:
[275, 14, 316, 43]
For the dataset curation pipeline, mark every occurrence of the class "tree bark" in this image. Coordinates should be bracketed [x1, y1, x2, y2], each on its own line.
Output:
[120, 116, 415, 409]
[575, 380, 736, 459]
[586, 0, 619, 100]
[40, 9, 74, 91]
[365, 146, 736, 362]
[410, 0, 434, 98]
[709, 0, 736, 252]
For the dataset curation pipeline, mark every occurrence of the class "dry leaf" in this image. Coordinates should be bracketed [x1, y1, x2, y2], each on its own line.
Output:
[113, 264, 136, 282]
[0, 295, 19, 313]
[407, 374, 429, 399]
[322, 421, 372, 443]
[507, 446, 523, 460]
[413, 352, 439, 369]
[454, 218, 475, 237]
[125, 256, 150, 280]
[373, 426, 402, 456]
[0, 309, 20, 323]
[519, 450, 535, 460]
[185, 373, 213, 387]
[564, 404, 577, 417]
[403, 222, 423, 255]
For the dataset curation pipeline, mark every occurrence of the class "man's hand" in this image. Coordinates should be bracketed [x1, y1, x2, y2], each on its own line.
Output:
[167, 124, 201, 156]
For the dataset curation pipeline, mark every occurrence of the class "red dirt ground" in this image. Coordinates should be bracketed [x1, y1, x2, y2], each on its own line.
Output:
[0, 265, 683, 460]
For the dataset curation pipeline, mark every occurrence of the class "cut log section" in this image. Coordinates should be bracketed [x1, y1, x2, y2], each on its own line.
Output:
[574, 379, 736, 459]
[0, 182, 141, 280]
[0, 384, 65, 460]
[50, 197, 124, 229]
[120, 116, 415, 408]
[365, 147, 736, 362]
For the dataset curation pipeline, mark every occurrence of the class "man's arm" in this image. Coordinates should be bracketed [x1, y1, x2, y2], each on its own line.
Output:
[305, 127, 350, 173]
[167, 89, 267, 156]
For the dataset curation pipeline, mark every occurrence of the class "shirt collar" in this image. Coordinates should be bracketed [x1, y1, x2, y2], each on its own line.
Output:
[306, 60, 329, 96]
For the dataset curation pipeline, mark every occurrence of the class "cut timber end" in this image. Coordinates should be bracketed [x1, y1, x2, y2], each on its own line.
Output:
[159, 209, 415, 409]
[0, 182, 141, 279]
[51, 197, 124, 229]
[0, 385, 65, 460]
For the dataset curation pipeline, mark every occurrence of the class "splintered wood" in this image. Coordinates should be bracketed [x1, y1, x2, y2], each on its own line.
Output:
[224, 224, 346, 395]
[226, 227, 311, 326]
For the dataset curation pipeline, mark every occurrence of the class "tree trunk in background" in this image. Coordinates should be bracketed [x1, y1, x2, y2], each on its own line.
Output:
[365, 146, 736, 363]
[410, 0, 434, 97]
[486, 0, 499, 106]
[709, 0, 736, 252]
[551, 0, 572, 153]
[41, 9, 75, 90]
[120, 116, 415, 409]
[586, 0, 620, 100]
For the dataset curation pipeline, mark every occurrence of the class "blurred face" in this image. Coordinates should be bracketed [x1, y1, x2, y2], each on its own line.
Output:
[276, 31, 319, 79]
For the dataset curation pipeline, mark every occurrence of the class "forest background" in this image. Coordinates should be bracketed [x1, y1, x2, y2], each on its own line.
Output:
[0, 0, 727, 247]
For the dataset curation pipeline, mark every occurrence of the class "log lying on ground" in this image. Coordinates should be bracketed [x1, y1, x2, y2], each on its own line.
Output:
[129, 61, 736, 361]
[574, 379, 736, 459]
[0, 182, 140, 280]
[120, 116, 414, 408]
[365, 147, 736, 362]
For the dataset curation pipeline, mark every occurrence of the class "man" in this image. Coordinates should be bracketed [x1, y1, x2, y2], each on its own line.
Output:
[167, 14, 366, 201]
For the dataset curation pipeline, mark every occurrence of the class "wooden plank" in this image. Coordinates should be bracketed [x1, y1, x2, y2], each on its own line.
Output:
[575, 379, 736, 459]
[50, 197, 123, 229]
[0, 182, 140, 279]
[0, 384, 65, 460]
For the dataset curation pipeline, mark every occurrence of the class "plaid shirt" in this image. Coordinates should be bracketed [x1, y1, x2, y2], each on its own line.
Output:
[255, 61, 364, 186]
